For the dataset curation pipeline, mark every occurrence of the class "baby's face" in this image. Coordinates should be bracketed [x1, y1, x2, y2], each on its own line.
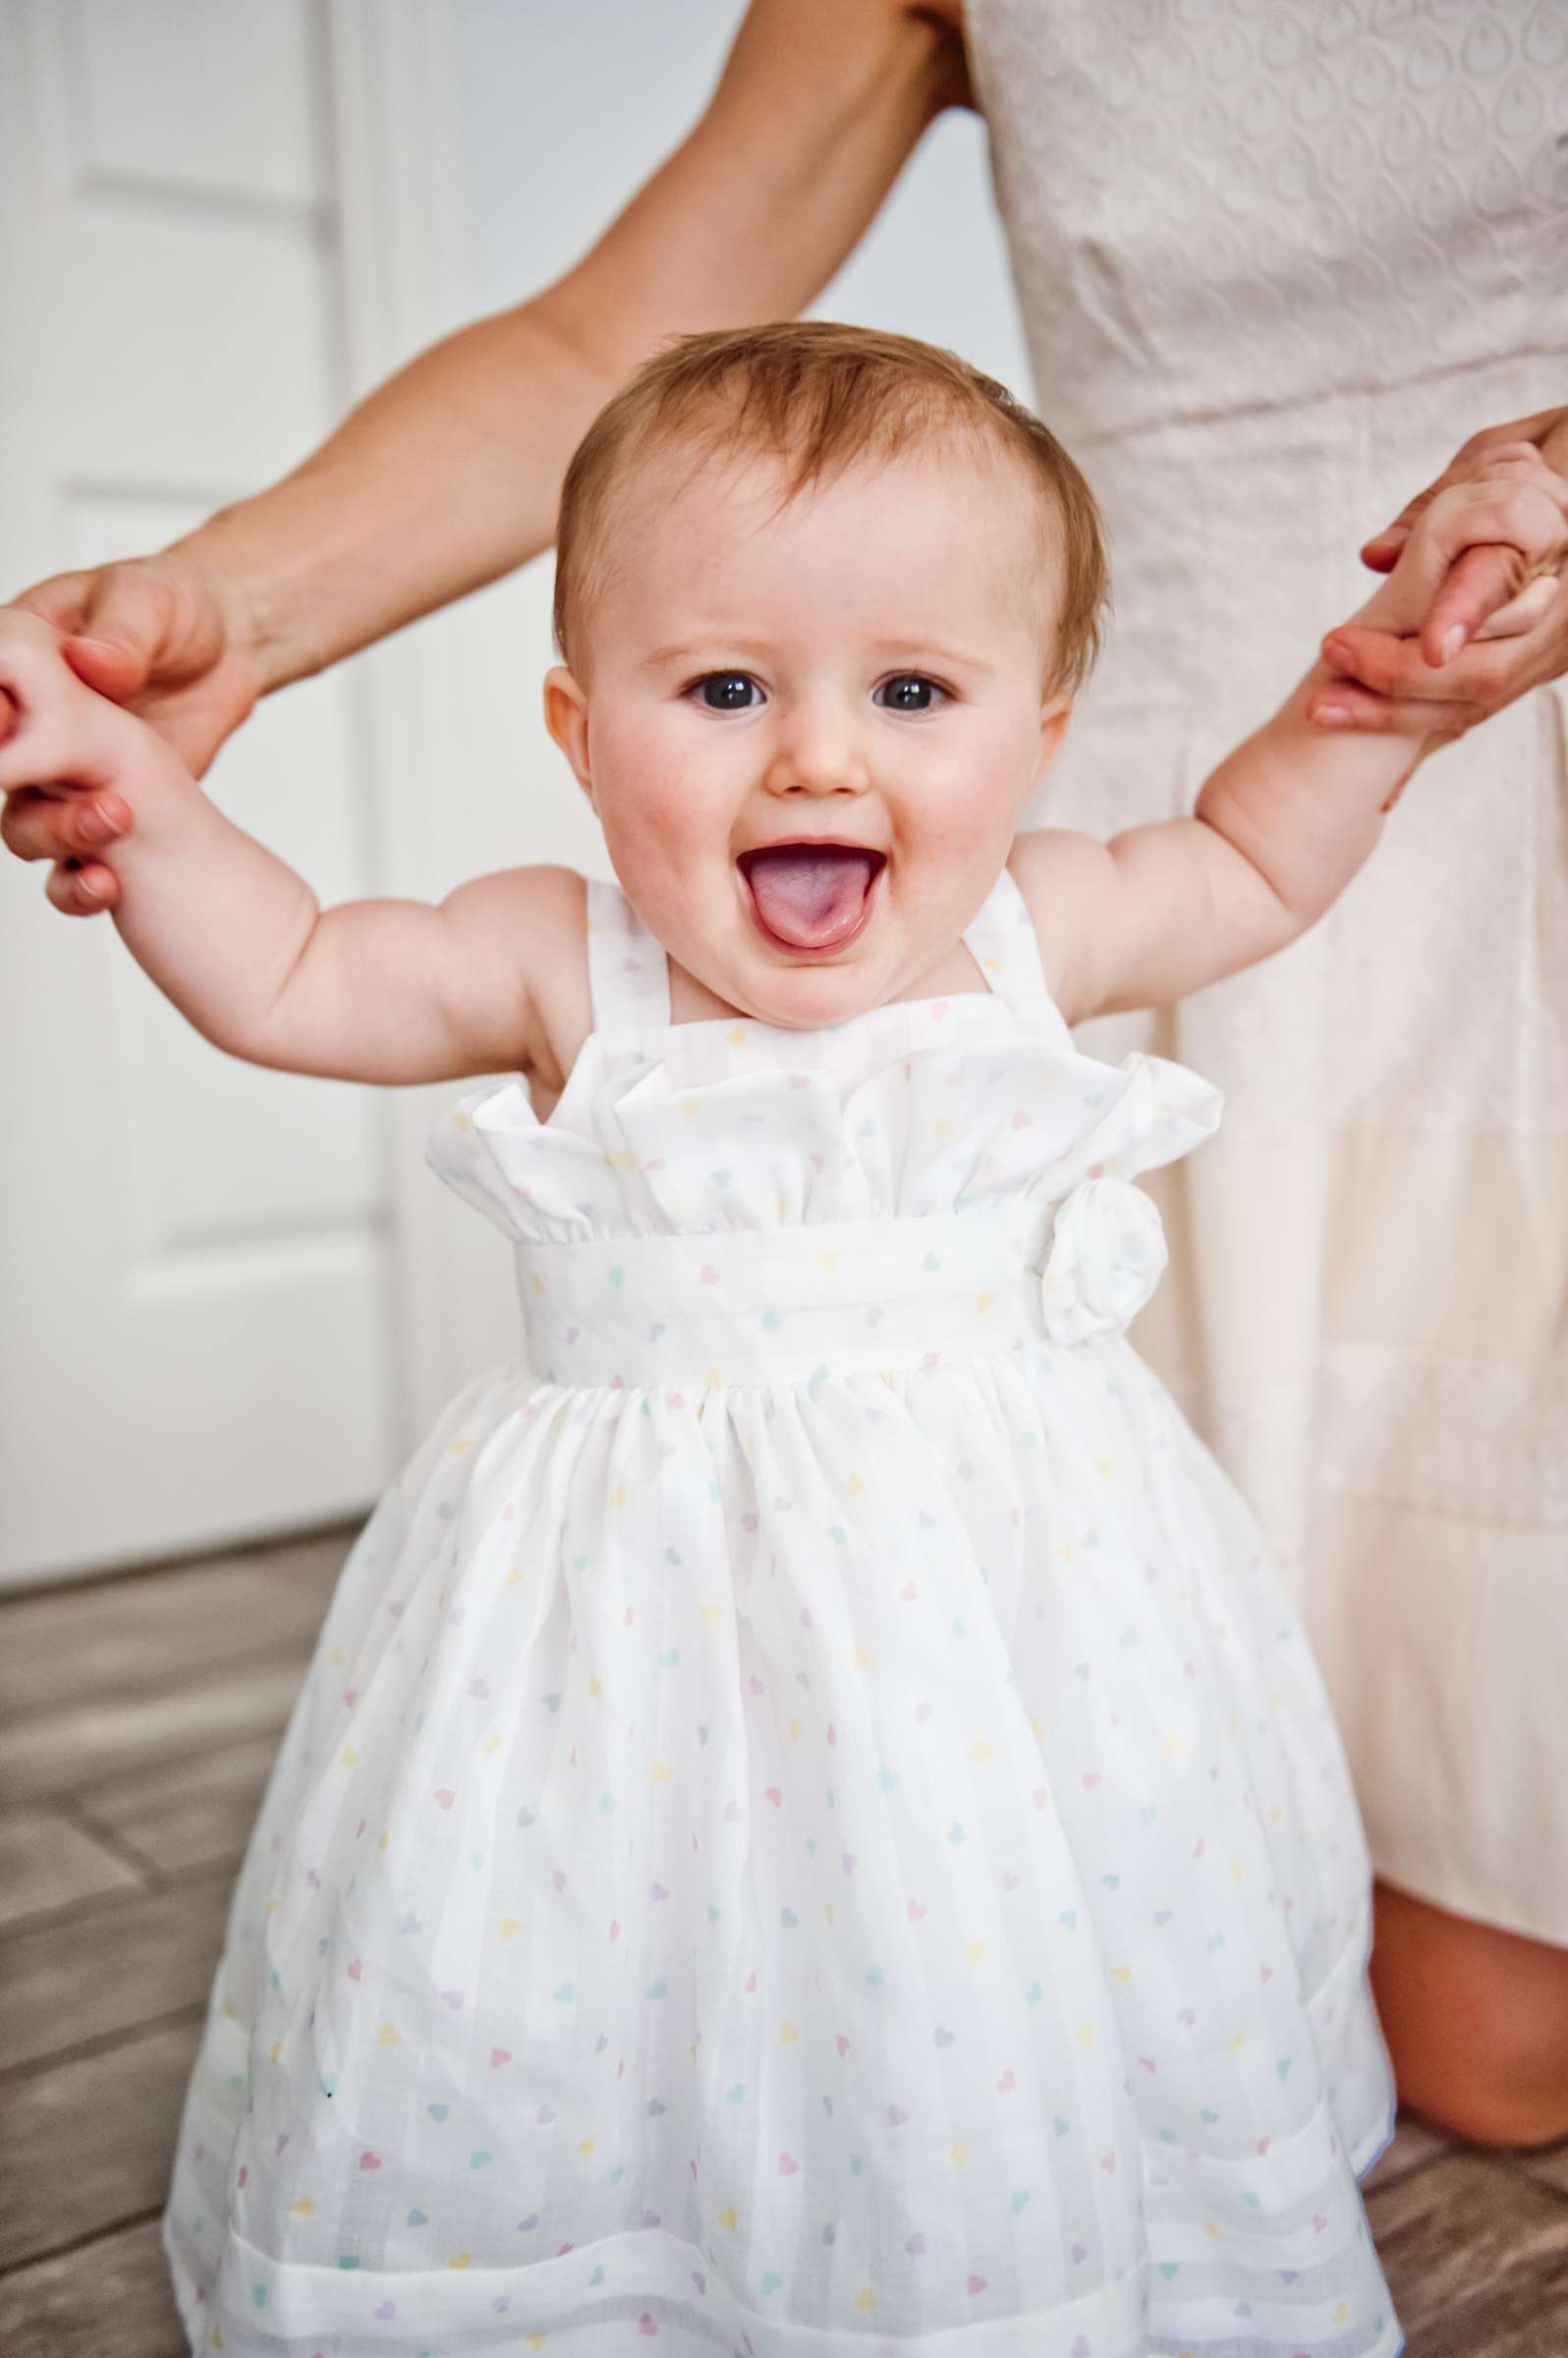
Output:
[545, 439, 1071, 1031]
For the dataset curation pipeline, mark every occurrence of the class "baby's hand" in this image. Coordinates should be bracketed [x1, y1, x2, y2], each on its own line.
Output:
[0, 610, 160, 895]
[1330, 445, 1568, 683]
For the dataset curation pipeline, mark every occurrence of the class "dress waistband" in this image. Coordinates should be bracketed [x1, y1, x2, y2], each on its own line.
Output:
[514, 1185, 1167, 1390]
[514, 1210, 1046, 1389]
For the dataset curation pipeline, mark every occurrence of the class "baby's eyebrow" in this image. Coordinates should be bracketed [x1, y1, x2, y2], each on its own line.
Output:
[636, 636, 998, 677]
[864, 637, 996, 676]
[638, 638, 773, 676]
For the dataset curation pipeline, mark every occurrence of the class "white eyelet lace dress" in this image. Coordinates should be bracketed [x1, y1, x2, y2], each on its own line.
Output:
[161, 867, 1399, 2358]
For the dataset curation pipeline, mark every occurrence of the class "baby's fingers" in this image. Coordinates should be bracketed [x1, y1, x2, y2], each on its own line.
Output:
[1468, 569, 1562, 642]
[0, 778, 131, 863]
[1419, 542, 1535, 666]
[1352, 471, 1568, 652]
[1414, 474, 1568, 664]
[1361, 408, 1568, 570]
[0, 709, 100, 798]
[45, 857, 121, 915]
[0, 766, 132, 916]
[0, 633, 116, 795]
[1, 610, 147, 915]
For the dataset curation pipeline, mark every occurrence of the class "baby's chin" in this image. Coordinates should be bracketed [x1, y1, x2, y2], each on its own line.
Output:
[722, 943, 903, 1033]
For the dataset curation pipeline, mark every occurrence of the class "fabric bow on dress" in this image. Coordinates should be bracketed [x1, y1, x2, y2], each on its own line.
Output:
[1039, 1173, 1169, 1345]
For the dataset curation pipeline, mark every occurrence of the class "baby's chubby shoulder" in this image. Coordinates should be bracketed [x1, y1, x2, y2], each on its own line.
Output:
[440, 862, 591, 1092]
[446, 859, 586, 937]
[1004, 826, 1110, 1024]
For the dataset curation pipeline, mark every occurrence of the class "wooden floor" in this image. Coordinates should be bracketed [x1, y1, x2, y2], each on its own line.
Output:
[2, 1534, 1567, 2356]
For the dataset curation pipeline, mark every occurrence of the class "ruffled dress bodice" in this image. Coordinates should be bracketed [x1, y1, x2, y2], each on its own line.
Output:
[429, 870, 1221, 1385]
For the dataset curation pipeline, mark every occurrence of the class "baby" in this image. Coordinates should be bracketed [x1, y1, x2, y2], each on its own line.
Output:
[2, 323, 1562, 2357]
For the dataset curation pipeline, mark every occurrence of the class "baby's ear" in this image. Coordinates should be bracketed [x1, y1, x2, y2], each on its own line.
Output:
[543, 667, 594, 809]
[1036, 691, 1073, 784]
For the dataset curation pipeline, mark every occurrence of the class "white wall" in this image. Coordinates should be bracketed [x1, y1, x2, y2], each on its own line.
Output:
[424, 0, 1031, 896]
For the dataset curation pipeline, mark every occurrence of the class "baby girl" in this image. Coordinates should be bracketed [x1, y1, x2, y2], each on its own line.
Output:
[2, 322, 1562, 2358]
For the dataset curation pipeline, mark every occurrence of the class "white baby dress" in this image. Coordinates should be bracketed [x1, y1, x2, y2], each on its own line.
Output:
[162, 868, 1400, 2358]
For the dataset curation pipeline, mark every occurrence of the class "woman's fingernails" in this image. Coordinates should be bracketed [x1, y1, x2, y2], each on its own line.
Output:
[1439, 624, 1466, 663]
[1312, 703, 1351, 727]
[1369, 524, 1411, 548]
[1321, 637, 1354, 671]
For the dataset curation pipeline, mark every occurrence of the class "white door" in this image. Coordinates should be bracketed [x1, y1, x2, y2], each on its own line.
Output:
[0, 0, 461, 1585]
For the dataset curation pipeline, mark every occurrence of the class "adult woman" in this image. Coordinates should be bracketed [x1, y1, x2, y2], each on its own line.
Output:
[6, 0, 1568, 2146]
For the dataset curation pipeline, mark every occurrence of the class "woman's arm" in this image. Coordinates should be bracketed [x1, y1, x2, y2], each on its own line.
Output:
[1022, 449, 1568, 1026]
[1, 0, 967, 907]
[190, 0, 971, 699]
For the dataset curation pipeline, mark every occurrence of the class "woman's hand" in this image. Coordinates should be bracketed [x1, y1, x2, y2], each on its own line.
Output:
[0, 549, 262, 914]
[1308, 406, 1568, 737]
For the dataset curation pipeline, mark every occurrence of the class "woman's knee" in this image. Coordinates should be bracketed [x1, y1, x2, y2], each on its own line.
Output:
[1370, 1879, 1568, 2150]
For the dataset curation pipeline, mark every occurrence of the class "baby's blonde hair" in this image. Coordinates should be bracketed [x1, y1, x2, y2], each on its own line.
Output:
[552, 320, 1108, 695]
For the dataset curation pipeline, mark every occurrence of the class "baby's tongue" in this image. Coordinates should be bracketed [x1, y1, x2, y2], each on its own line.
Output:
[743, 845, 877, 950]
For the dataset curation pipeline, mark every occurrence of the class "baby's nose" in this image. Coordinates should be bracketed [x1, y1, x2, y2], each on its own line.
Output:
[763, 702, 871, 795]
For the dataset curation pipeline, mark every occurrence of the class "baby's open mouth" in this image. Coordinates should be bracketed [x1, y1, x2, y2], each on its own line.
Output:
[737, 842, 886, 953]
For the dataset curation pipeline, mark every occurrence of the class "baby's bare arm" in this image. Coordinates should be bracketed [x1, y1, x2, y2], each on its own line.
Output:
[167, 868, 571, 1085]
[1021, 452, 1568, 1025]
[0, 612, 568, 1083]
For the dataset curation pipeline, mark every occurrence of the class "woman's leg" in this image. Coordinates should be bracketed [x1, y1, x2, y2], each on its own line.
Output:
[1371, 1879, 1568, 2149]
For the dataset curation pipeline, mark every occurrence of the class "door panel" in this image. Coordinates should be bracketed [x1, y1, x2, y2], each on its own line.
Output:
[0, 0, 405, 1583]
[60, 0, 323, 212]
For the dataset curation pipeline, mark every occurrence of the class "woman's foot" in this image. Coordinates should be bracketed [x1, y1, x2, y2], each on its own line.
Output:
[1371, 1879, 1568, 2150]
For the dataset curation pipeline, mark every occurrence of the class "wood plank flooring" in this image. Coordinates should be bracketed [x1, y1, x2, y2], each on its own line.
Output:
[1, 1531, 1565, 2354]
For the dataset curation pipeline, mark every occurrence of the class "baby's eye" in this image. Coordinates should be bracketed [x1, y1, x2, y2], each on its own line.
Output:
[690, 672, 763, 711]
[874, 674, 946, 713]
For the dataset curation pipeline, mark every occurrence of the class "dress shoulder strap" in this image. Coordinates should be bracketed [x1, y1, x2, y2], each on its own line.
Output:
[586, 875, 673, 1033]
[961, 861, 1058, 1021]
